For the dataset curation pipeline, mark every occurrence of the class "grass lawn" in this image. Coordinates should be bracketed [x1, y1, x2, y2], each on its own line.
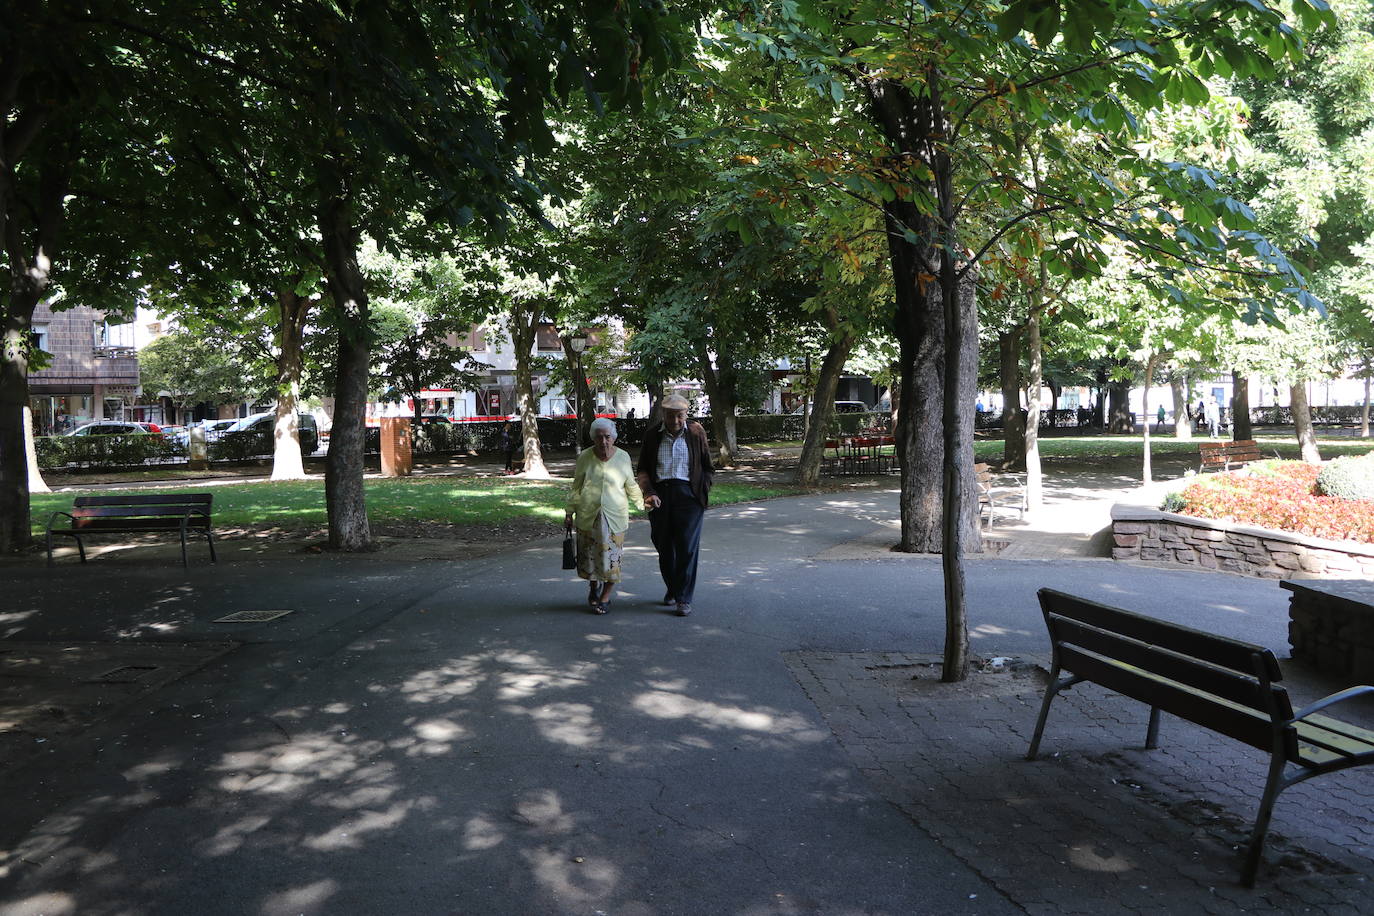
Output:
[30, 477, 795, 536]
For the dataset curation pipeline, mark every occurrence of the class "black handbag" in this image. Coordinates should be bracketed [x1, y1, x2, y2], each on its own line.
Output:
[562, 529, 577, 570]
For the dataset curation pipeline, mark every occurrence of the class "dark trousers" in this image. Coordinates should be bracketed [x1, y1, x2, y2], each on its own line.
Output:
[649, 479, 704, 604]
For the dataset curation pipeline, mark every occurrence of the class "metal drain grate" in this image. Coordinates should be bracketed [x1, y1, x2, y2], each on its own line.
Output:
[213, 609, 295, 623]
[93, 665, 160, 683]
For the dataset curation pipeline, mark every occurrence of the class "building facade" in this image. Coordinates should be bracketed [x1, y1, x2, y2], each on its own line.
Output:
[28, 302, 140, 436]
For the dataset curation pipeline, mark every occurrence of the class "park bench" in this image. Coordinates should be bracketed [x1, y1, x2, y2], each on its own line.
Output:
[1026, 587, 1374, 886]
[1198, 439, 1263, 473]
[975, 463, 1025, 527]
[46, 493, 217, 568]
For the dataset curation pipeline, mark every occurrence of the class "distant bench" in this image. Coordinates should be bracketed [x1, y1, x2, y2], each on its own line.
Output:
[1199, 439, 1262, 472]
[46, 493, 216, 568]
[1027, 587, 1374, 886]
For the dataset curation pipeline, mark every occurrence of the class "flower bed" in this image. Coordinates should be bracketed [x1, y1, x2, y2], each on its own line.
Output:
[1112, 460, 1374, 579]
[1167, 461, 1374, 544]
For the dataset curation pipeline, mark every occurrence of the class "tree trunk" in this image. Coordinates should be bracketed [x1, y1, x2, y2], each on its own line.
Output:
[0, 151, 66, 552]
[1363, 360, 1371, 438]
[1107, 379, 1133, 433]
[1024, 312, 1043, 512]
[1171, 378, 1191, 440]
[999, 331, 1025, 469]
[271, 285, 312, 480]
[1093, 367, 1108, 428]
[696, 341, 738, 466]
[1231, 371, 1252, 441]
[511, 303, 549, 478]
[559, 333, 594, 450]
[1290, 382, 1321, 463]
[318, 158, 372, 551]
[1141, 352, 1159, 484]
[796, 331, 854, 486]
[24, 405, 48, 493]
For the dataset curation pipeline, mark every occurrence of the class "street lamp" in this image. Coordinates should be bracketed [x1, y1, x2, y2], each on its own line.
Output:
[568, 332, 588, 446]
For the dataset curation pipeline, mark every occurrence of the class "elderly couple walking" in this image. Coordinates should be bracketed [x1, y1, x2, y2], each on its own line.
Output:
[563, 396, 713, 616]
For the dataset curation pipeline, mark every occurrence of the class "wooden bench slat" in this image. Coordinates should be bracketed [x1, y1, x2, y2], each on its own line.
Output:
[1300, 712, 1374, 745]
[1057, 645, 1287, 754]
[1048, 615, 1281, 711]
[1039, 589, 1283, 680]
[72, 505, 208, 519]
[73, 495, 211, 508]
[1294, 718, 1374, 761]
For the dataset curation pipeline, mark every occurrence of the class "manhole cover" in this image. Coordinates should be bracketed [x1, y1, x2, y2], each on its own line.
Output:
[213, 609, 295, 623]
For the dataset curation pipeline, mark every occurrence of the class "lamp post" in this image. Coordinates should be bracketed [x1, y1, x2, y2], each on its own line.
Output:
[568, 331, 588, 447]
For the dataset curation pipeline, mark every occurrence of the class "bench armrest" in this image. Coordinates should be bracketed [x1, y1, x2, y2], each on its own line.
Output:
[1289, 685, 1374, 723]
[45, 511, 75, 533]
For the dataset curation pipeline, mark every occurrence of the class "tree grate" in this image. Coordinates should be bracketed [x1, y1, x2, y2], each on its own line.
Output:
[213, 609, 295, 623]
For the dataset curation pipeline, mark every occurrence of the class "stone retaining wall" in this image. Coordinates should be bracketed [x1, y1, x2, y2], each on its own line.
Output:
[1111, 504, 1374, 579]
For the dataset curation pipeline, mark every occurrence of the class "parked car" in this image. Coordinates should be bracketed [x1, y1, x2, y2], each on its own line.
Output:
[213, 412, 319, 457]
[65, 420, 163, 438]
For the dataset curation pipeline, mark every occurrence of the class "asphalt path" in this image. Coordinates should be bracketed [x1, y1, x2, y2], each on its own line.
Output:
[0, 489, 1295, 915]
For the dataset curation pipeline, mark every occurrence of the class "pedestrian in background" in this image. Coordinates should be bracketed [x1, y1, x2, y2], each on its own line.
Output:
[636, 394, 714, 617]
[1156, 404, 1166, 431]
[501, 419, 518, 473]
[565, 418, 643, 615]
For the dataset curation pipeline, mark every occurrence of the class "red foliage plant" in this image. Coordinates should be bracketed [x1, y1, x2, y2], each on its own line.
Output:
[1173, 461, 1374, 544]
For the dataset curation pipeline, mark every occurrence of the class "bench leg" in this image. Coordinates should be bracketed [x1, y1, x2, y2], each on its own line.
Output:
[74, 535, 86, 564]
[1026, 667, 1083, 760]
[46, 529, 54, 568]
[1146, 706, 1161, 750]
[180, 526, 189, 568]
[1242, 753, 1290, 887]
[206, 530, 217, 563]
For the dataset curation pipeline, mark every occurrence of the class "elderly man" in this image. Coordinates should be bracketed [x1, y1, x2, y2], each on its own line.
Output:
[636, 395, 714, 616]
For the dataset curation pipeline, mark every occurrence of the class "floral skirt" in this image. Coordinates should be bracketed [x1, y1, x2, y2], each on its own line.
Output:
[576, 512, 625, 583]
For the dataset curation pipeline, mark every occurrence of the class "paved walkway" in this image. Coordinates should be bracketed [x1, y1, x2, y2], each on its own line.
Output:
[3, 468, 1373, 914]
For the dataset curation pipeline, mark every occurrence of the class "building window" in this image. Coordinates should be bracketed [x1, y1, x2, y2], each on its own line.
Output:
[31, 323, 48, 354]
[465, 325, 487, 352]
[535, 323, 561, 351]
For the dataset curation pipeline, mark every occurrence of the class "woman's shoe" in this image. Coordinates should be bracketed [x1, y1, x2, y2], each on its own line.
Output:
[588, 581, 600, 607]
[592, 602, 609, 615]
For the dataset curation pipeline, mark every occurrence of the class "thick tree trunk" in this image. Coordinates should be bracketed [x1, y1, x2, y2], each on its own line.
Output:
[1024, 312, 1043, 512]
[0, 154, 65, 552]
[999, 331, 1025, 469]
[1093, 367, 1108, 428]
[796, 332, 854, 486]
[696, 341, 738, 466]
[318, 160, 372, 551]
[511, 304, 549, 477]
[1107, 379, 1133, 433]
[1231, 372, 1252, 441]
[1171, 378, 1192, 440]
[271, 286, 312, 480]
[888, 220, 944, 553]
[1291, 382, 1321, 463]
[0, 319, 32, 553]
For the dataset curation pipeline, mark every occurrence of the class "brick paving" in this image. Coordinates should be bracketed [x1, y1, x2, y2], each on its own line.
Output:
[786, 651, 1374, 913]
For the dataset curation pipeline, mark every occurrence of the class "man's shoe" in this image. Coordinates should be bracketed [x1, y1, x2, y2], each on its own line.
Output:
[675, 602, 692, 617]
[662, 592, 676, 606]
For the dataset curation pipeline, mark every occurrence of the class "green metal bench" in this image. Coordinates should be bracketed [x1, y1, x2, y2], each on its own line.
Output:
[46, 493, 216, 568]
[1028, 587, 1374, 886]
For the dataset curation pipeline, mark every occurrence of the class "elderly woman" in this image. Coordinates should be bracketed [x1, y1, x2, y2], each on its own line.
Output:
[565, 417, 643, 614]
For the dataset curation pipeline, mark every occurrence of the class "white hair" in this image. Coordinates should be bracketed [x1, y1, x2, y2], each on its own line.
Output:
[590, 417, 617, 440]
